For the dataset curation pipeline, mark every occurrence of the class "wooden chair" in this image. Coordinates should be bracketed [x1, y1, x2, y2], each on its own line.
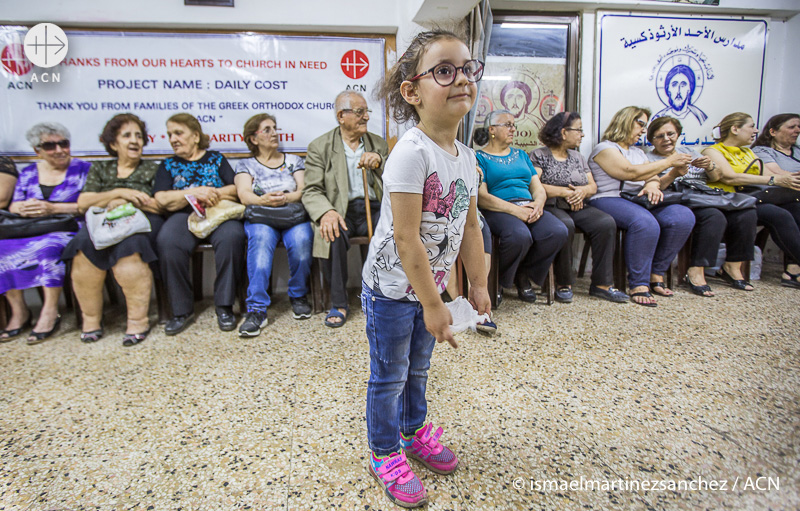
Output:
[191, 243, 247, 314]
[486, 235, 555, 307]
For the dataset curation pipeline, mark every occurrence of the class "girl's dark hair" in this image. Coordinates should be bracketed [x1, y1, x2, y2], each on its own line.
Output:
[167, 112, 210, 150]
[539, 111, 581, 148]
[378, 29, 466, 124]
[473, 109, 512, 146]
[752, 113, 800, 148]
[99, 113, 148, 157]
[242, 113, 277, 156]
[646, 116, 682, 145]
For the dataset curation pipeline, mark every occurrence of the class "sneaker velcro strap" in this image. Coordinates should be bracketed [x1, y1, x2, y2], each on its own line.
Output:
[430, 426, 444, 444]
[380, 452, 408, 474]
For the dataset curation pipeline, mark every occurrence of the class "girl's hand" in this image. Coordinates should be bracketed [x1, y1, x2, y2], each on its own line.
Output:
[424, 301, 456, 348]
[468, 286, 491, 317]
[639, 182, 663, 204]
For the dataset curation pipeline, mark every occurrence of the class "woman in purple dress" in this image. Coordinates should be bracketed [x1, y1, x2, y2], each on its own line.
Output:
[0, 123, 89, 345]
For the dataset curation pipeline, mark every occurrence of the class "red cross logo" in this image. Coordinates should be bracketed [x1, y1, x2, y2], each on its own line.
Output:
[340, 50, 369, 80]
[1, 44, 34, 76]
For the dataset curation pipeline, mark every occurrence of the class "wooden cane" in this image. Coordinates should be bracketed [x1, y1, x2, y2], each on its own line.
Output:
[361, 165, 373, 240]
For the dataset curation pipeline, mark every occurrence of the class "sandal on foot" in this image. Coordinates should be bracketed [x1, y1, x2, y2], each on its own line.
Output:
[122, 329, 150, 347]
[324, 307, 348, 328]
[649, 281, 673, 297]
[781, 271, 800, 289]
[630, 291, 657, 307]
[80, 327, 104, 343]
[716, 267, 753, 291]
[27, 315, 62, 345]
[0, 316, 32, 343]
[685, 275, 714, 297]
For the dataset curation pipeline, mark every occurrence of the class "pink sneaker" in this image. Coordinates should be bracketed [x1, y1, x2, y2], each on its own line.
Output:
[403, 423, 459, 475]
[368, 451, 428, 508]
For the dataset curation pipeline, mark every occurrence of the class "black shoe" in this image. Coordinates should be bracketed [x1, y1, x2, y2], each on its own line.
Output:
[216, 306, 237, 331]
[26, 315, 61, 345]
[515, 276, 537, 303]
[290, 296, 312, 320]
[165, 313, 195, 336]
[589, 285, 629, 303]
[554, 286, 573, 303]
[239, 311, 268, 337]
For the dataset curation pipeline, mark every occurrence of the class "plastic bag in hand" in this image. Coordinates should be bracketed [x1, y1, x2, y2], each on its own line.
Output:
[446, 296, 491, 333]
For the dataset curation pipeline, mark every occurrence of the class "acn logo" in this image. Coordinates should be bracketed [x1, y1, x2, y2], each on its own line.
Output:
[0, 44, 33, 76]
[341, 50, 369, 80]
[24, 23, 68, 68]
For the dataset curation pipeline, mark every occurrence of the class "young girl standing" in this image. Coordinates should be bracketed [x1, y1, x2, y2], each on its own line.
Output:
[362, 30, 491, 508]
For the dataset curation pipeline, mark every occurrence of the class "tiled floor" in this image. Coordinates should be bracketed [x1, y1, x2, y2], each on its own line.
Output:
[2, 263, 798, 510]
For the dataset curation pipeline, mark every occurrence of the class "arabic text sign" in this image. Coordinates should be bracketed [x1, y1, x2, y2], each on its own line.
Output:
[597, 14, 767, 147]
[0, 28, 385, 156]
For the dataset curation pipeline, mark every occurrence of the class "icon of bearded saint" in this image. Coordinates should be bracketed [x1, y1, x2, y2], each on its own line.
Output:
[653, 64, 708, 124]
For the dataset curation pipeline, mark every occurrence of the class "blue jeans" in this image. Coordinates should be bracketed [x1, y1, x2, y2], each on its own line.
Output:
[590, 198, 694, 288]
[363, 282, 436, 456]
[244, 220, 313, 313]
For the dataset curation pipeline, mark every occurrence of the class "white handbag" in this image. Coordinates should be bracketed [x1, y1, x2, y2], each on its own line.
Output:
[85, 206, 151, 250]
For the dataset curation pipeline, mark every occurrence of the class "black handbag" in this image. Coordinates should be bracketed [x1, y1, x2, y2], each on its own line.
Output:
[736, 185, 800, 206]
[0, 210, 79, 240]
[244, 202, 309, 230]
[732, 158, 800, 205]
[673, 180, 757, 211]
[619, 180, 682, 210]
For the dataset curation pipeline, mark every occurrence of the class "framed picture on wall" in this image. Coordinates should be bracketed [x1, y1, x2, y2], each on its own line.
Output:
[472, 14, 579, 152]
[185, 0, 234, 6]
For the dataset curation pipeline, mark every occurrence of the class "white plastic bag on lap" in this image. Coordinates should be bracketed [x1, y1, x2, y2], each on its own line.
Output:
[446, 297, 490, 333]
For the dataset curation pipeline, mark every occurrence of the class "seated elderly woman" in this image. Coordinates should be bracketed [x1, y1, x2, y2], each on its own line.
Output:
[154, 113, 245, 335]
[532, 112, 627, 303]
[234, 113, 313, 337]
[646, 116, 758, 296]
[0, 123, 89, 344]
[702, 112, 800, 289]
[588, 106, 695, 307]
[0, 155, 19, 209]
[61, 113, 164, 345]
[475, 109, 569, 304]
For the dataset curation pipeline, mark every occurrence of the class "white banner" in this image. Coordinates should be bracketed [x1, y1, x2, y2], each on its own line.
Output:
[596, 14, 767, 148]
[0, 28, 386, 156]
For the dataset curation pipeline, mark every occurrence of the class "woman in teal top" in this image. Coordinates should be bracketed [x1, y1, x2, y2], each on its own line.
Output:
[475, 110, 568, 303]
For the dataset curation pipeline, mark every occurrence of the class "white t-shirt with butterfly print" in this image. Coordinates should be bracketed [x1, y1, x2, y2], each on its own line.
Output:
[362, 127, 477, 301]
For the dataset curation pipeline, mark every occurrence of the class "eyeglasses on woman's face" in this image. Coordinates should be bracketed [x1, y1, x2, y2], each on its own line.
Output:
[564, 128, 584, 134]
[409, 59, 485, 87]
[492, 122, 516, 130]
[38, 139, 70, 151]
[634, 119, 647, 128]
[257, 125, 280, 135]
[652, 131, 678, 141]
